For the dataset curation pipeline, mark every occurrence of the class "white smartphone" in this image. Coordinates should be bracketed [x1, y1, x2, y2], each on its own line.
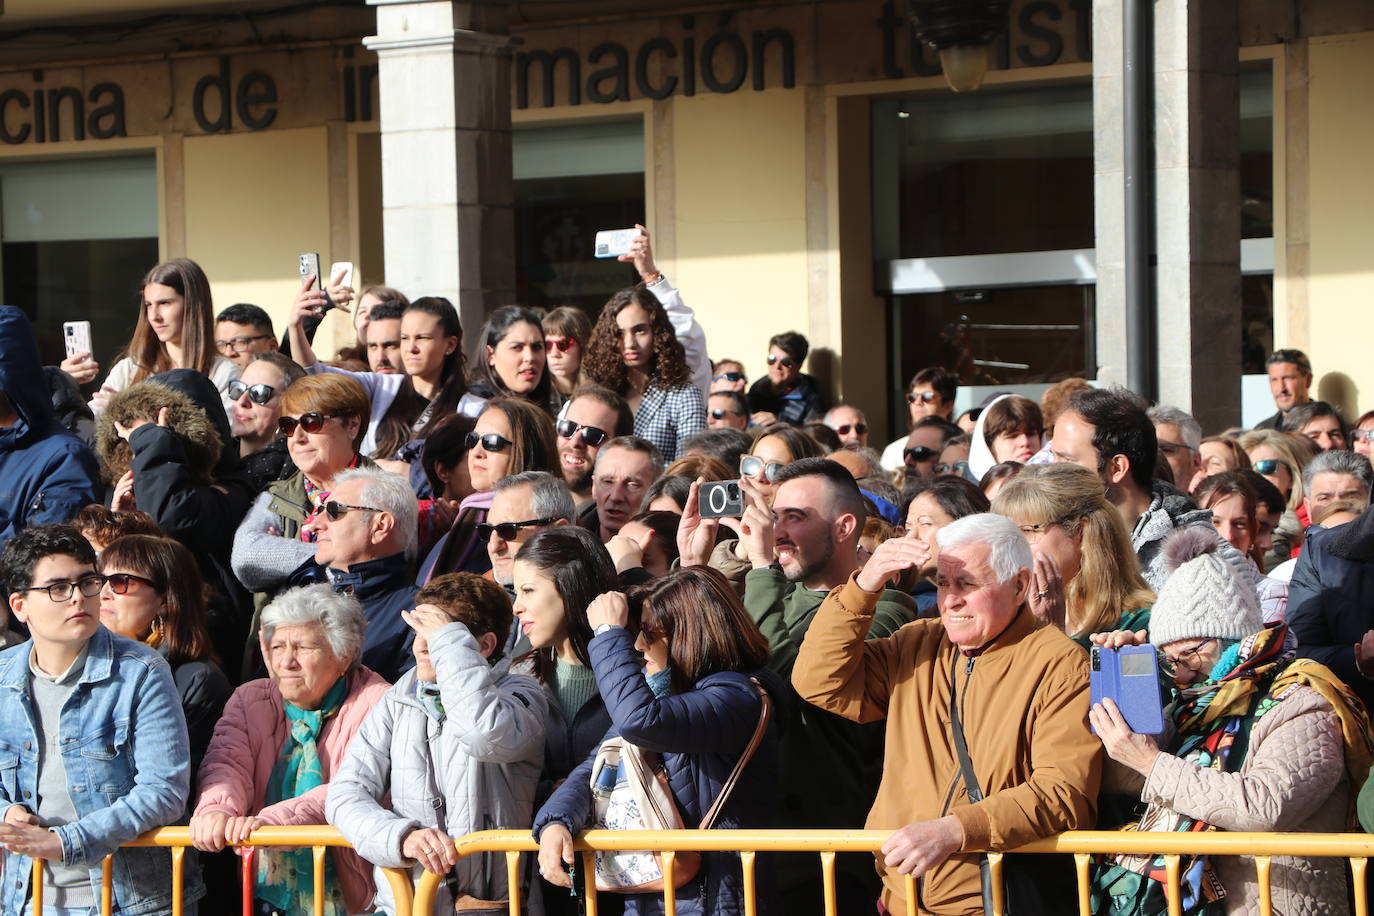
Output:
[63, 320, 92, 359]
[594, 227, 643, 259]
[329, 261, 355, 291]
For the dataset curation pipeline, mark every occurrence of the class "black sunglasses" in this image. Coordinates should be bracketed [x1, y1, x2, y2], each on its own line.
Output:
[904, 445, 938, 463]
[767, 354, 796, 368]
[710, 408, 740, 420]
[104, 572, 158, 595]
[227, 380, 277, 406]
[477, 516, 560, 541]
[906, 391, 938, 404]
[833, 423, 867, 436]
[554, 419, 609, 447]
[466, 431, 515, 452]
[324, 501, 384, 521]
[712, 371, 744, 382]
[278, 412, 346, 436]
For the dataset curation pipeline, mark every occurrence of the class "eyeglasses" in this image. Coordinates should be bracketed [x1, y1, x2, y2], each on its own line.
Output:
[477, 516, 560, 541]
[554, 419, 609, 447]
[710, 408, 741, 420]
[546, 336, 578, 353]
[936, 461, 970, 475]
[1354, 429, 1374, 443]
[466, 431, 515, 452]
[712, 372, 744, 383]
[906, 390, 938, 404]
[1159, 638, 1216, 677]
[766, 355, 795, 368]
[278, 412, 343, 436]
[832, 423, 867, 436]
[103, 572, 157, 595]
[740, 454, 785, 482]
[1157, 440, 1193, 455]
[226, 380, 277, 406]
[1252, 459, 1280, 475]
[904, 445, 938, 463]
[16, 575, 106, 602]
[1017, 519, 1071, 542]
[323, 501, 384, 521]
[215, 334, 270, 353]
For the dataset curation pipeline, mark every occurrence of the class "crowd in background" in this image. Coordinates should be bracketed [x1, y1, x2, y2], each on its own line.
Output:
[3, 229, 1374, 916]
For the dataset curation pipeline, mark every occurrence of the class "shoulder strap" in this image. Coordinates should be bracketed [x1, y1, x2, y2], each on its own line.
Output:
[948, 653, 982, 802]
[699, 678, 772, 829]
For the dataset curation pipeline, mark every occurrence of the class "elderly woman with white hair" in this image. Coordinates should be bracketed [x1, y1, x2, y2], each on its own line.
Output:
[189, 584, 390, 916]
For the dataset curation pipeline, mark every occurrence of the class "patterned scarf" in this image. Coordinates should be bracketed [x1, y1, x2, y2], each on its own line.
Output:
[257, 676, 349, 916]
[415, 678, 446, 722]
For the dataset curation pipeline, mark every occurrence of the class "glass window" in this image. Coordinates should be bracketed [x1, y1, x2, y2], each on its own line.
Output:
[0, 155, 158, 370]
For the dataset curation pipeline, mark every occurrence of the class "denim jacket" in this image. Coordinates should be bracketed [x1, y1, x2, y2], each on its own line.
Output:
[0, 627, 197, 915]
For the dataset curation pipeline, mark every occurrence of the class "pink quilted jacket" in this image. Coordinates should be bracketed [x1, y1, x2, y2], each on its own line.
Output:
[1120, 686, 1351, 915]
[193, 667, 390, 914]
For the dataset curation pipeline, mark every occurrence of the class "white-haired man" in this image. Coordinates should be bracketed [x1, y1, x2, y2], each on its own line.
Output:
[304, 467, 419, 682]
[792, 513, 1101, 915]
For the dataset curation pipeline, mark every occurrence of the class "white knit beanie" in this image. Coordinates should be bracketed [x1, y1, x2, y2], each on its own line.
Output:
[1148, 526, 1263, 647]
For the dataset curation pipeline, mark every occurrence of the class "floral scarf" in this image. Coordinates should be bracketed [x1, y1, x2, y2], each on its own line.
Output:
[256, 676, 349, 916]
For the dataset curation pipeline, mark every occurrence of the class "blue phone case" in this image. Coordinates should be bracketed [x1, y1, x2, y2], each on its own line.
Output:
[1090, 645, 1166, 735]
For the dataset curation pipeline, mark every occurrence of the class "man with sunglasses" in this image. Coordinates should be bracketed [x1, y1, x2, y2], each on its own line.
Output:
[230, 352, 306, 491]
[709, 358, 748, 395]
[555, 387, 633, 504]
[214, 303, 278, 369]
[880, 366, 959, 472]
[746, 331, 827, 427]
[0, 524, 196, 916]
[824, 404, 869, 449]
[707, 390, 750, 431]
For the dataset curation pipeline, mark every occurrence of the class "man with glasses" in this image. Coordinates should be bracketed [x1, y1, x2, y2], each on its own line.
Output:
[1149, 405, 1203, 492]
[746, 331, 827, 426]
[230, 352, 305, 490]
[824, 403, 869, 449]
[0, 524, 196, 916]
[301, 468, 419, 682]
[881, 366, 958, 471]
[707, 390, 749, 431]
[709, 358, 748, 395]
[902, 417, 961, 482]
[555, 386, 633, 505]
[485, 472, 575, 653]
[214, 303, 278, 369]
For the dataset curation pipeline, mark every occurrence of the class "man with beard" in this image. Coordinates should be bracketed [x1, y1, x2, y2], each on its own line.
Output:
[734, 457, 917, 914]
[363, 300, 405, 374]
[553, 386, 632, 513]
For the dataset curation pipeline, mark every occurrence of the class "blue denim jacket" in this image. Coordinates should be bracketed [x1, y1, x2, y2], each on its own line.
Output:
[0, 627, 198, 915]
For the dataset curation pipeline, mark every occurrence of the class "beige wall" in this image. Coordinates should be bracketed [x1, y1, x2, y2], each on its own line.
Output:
[1305, 30, 1374, 417]
[182, 126, 355, 357]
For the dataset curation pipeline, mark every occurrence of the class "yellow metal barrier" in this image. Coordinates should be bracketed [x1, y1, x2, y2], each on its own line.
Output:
[17, 826, 413, 916]
[415, 829, 1374, 916]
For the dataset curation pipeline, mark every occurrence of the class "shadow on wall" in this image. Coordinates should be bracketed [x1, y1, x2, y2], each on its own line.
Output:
[1318, 372, 1359, 421]
[809, 347, 837, 408]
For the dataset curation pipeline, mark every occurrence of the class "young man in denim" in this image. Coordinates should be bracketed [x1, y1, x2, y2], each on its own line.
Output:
[0, 524, 196, 916]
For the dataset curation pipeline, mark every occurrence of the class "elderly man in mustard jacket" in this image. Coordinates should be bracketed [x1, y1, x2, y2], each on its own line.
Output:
[792, 512, 1102, 916]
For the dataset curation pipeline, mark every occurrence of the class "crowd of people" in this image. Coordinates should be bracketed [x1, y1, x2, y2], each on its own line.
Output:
[3, 237, 1374, 916]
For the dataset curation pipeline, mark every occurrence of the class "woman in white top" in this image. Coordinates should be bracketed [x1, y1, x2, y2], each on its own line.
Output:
[63, 258, 240, 415]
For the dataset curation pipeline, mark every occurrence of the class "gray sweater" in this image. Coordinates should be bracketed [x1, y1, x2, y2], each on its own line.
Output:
[29, 647, 92, 909]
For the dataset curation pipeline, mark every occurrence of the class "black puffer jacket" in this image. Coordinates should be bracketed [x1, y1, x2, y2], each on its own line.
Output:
[1289, 510, 1374, 712]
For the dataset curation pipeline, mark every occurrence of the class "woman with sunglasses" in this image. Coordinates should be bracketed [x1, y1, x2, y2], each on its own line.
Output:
[229, 352, 307, 491]
[64, 258, 242, 417]
[1238, 428, 1318, 568]
[419, 398, 561, 583]
[1088, 527, 1370, 915]
[232, 374, 378, 621]
[583, 286, 705, 462]
[99, 534, 231, 791]
[543, 306, 592, 398]
[1351, 410, 1374, 459]
[745, 331, 826, 427]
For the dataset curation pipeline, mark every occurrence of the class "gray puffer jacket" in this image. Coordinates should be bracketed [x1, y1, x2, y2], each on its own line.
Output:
[1133, 481, 1253, 593]
[325, 622, 549, 915]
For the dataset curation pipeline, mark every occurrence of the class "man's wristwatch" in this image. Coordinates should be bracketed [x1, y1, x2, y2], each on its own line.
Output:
[593, 623, 617, 637]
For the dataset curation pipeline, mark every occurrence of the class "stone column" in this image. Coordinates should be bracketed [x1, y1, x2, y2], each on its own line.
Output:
[364, 1, 515, 337]
[1151, 0, 1241, 430]
[1091, 0, 1130, 388]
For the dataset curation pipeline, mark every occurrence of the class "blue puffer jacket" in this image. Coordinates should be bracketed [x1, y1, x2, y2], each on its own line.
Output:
[1288, 514, 1374, 712]
[0, 306, 100, 544]
[533, 629, 783, 916]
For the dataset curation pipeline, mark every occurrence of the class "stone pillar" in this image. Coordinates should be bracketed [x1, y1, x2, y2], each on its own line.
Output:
[1091, 0, 1130, 388]
[364, 1, 515, 337]
[1151, 0, 1241, 430]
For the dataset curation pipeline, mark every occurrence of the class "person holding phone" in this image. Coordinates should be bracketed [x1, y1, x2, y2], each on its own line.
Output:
[64, 258, 241, 416]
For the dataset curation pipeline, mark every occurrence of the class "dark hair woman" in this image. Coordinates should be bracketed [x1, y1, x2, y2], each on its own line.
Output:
[543, 305, 593, 397]
[468, 305, 560, 415]
[582, 286, 705, 462]
[534, 566, 782, 916]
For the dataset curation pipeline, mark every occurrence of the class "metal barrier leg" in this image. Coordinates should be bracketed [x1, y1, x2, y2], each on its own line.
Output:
[240, 847, 257, 916]
[507, 850, 522, 916]
[904, 873, 919, 916]
[30, 858, 42, 913]
[1163, 855, 1182, 916]
[171, 845, 185, 916]
[987, 853, 1004, 916]
[662, 851, 678, 916]
[820, 850, 837, 916]
[740, 850, 757, 916]
[1074, 852, 1092, 916]
[101, 855, 113, 916]
[313, 845, 327, 916]
[1353, 857, 1369, 916]
[581, 850, 599, 916]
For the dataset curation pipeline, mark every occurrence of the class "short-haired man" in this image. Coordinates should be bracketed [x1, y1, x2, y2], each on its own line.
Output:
[215, 303, 278, 369]
[1304, 449, 1372, 523]
[303, 467, 420, 681]
[232, 351, 306, 490]
[364, 300, 405, 374]
[825, 404, 869, 449]
[903, 417, 961, 482]
[681, 427, 752, 477]
[1255, 348, 1313, 431]
[556, 386, 633, 504]
[792, 513, 1101, 915]
[486, 472, 574, 590]
[1054, 387, 1245, 590]
[707, 390, 749, 431]
[746, 331, 826, 426]
[588, 436, 662, 542]
[0, 525, 196, 915]
[1281, 400, 1348, 452]
[715, 457, 917, 908]
[709, 358, 747, 395]
[1148, 404, 1202, 492]
[881, 366, 958, 470]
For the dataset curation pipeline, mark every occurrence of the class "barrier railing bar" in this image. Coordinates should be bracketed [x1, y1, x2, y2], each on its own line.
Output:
[1074, 851, 1092, 916]
[1164, 854, 1182, 916]
[820, 849, 837, 916]
[1354, 856, 1369, 916]
[740, 849, 757, 916]
[506, 848, 521, 916]
[1255, 854, 1272, 916]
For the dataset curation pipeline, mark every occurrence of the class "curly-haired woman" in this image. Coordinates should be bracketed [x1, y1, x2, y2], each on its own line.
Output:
[582, 287, 705, 462]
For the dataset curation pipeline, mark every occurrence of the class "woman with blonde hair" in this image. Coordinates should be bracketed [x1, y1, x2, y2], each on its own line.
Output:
[992, 463, 1155, 642]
